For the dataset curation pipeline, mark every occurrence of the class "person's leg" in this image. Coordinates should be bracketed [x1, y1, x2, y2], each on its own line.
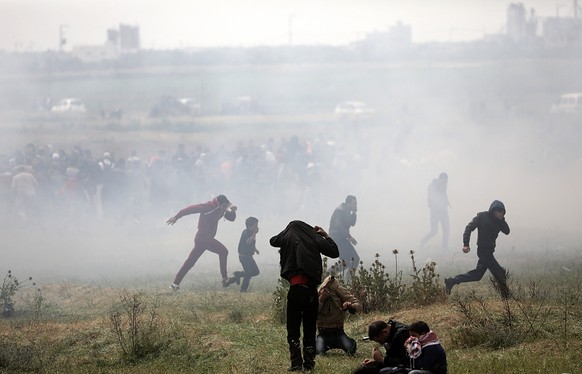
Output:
[286, 286, 304, 370]
[440, 211, 450, 250]
[315, 333, 327, 355]
[173, 240, 206, 285]
[420, 208, 439, 248]
[240, 256, 260, 292]
[302, 287, 318, 370]
[337, 331, 357, 355]
[205, 238, 229, 279]
[484, 253, 510, 298]
[451, 258, 488, 284]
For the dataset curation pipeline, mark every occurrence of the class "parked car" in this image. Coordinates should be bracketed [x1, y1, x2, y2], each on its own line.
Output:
[551, 92, 582, 114]
[150, 95, 201, 117]
[334, 101, 374, 121]
[51, 98, 87, 113]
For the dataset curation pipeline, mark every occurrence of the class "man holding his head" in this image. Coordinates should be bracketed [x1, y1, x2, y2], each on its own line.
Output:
[353, 319, 410, 374]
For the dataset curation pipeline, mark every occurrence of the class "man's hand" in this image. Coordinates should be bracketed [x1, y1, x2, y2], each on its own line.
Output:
[166, 216, 178, 225]
[314, 226, 329, 238]
[463, 246, 470, 253]
[342, 301, 353, 310]
[349, 236, 358, 245]
[372, 346, 383, 363]
[229, 205, 238, 212]
[362, 358, 375, 367]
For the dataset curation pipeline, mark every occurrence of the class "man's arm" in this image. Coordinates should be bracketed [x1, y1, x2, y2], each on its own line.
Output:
[166, 202, 211, 225]
[462, 214, 480, 246]
[499, 218, 510, 235]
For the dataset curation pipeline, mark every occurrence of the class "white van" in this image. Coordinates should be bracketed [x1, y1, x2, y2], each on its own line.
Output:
[550, 93, 582, 114]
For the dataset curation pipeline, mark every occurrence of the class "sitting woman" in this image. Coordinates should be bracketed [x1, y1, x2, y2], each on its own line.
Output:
[405, 321, 447, 374]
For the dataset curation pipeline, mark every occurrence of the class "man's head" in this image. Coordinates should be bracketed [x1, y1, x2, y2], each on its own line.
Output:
[489, 200, 506, 219]
[367, 320, 393, 344]
[216, 194, 231, 209]
[245, 216, 259, 230]
[408, 320, 430, 338]
[345, 195, 357, 211]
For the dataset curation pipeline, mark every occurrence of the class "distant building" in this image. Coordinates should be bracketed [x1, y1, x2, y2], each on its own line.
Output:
[119, 24, 140, 51]
[506, 3, 538, 43]
[72, 24, 139, 62]
[542, 17, 582, 46]
[352, 21, 413, 58]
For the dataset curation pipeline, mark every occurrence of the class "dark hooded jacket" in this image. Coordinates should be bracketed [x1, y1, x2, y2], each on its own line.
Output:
[270, 220, 339, 286]
[382, 320, 410, 367]
[463, 200, 510, 253]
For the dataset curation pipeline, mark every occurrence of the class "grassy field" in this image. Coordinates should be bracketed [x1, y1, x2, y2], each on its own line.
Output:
[2, 59, 582, 373]
[2, 244, 582, 374]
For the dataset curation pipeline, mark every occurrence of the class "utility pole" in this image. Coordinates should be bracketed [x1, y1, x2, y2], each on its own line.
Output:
[59, 25, 68, 51]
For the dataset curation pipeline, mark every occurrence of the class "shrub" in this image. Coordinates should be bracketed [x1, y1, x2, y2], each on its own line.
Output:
[109, 291, 167, 362]
[272, 278, 290, 324]
[406, 250, 447, 306]
[450, 278, 553, 349]
[1, 270, 35, 318]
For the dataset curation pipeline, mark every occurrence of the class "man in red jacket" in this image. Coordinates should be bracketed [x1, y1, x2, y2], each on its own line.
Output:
[167, 194, 237, 290]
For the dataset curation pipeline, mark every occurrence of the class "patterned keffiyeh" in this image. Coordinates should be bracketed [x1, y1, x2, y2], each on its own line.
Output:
[405, 331, 441, 359]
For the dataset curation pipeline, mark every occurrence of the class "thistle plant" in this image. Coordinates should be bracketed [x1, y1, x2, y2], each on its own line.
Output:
[1, 270, 35, 317]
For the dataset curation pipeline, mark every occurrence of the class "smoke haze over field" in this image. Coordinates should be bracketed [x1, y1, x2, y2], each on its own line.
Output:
[0, 0, 559, 51]
[1, 1, 582, 285]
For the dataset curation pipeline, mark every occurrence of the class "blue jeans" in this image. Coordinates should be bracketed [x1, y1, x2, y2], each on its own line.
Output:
[316, 327, 357, 355]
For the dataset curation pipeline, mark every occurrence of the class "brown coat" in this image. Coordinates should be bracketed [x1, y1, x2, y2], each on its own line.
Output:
[317, 275, 362, 329]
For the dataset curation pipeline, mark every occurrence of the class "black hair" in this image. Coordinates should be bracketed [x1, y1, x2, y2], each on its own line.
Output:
[368, 320, 388, 339]
[245, 216, 258, 228]
[408, 321, 430, 335]
[345, 195, 357, 204]
[216, 194, 230, 205]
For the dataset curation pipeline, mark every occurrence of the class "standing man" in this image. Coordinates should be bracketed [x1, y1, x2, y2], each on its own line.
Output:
[329, 195, 359, 275]
[445, 200, 511, 299]
[316, 275, 362, 356]
[420, 172, 450, 250]
[167, 194, 237, 290]
[270, 220, 339, 372]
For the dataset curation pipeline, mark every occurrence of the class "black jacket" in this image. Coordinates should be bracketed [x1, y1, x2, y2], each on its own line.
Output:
[383, 320, 410, 367]
[463, 200, 510, 253]
[270, 220, 339, 286]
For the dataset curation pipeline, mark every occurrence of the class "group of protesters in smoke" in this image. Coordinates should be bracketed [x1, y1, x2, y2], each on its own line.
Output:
[0, 134, 366, 227]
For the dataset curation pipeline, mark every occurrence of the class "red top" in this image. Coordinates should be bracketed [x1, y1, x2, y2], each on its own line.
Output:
[176, 197, 236, 238]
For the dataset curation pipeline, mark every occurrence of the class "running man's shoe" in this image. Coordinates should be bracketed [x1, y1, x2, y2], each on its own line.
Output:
[170, 283, 180, 292]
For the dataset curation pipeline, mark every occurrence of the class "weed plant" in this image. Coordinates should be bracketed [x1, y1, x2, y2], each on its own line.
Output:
[1, 270, 34, 317]
[109, 291, 168, 362]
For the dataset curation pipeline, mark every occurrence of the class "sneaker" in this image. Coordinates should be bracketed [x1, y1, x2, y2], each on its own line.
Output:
[222, 277, 236, 287]
[170, 283, 180, 292]
[233, 271, 244, 285]
[444, 278, 454, 296]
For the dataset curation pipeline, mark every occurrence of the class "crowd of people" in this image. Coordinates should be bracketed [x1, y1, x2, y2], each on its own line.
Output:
[0, 134, 366, 228]
[1, 134, 517, 373]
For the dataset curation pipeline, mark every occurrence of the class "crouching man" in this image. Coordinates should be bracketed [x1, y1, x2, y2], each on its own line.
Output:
[316, 275, 362, 356]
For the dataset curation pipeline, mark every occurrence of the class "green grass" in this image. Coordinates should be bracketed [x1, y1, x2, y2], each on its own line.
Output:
[1, 253, 581, 374]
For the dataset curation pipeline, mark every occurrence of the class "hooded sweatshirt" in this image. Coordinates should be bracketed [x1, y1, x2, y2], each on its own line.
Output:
[463, 200, 510, 253]
[175, 197, 236, 238]
[270, 220, 339, 286]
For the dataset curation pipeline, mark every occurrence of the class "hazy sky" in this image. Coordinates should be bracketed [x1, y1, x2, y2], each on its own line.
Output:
[0, 0, 564, 51]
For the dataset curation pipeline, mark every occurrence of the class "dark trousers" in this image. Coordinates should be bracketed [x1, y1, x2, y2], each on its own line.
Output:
[333, 236, 360, 273]
[420, 208, 449, 250]
[450, 249, 509, 297]
[316, 328, 357, 355]
[287, 284, 318, 370]
[238, 255, 260, 292]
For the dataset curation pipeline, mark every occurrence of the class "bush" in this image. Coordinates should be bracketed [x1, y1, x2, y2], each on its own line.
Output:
[1, 270, 35, 318]
[109, 291, 167, 362]
[450, 278, 553, 349]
